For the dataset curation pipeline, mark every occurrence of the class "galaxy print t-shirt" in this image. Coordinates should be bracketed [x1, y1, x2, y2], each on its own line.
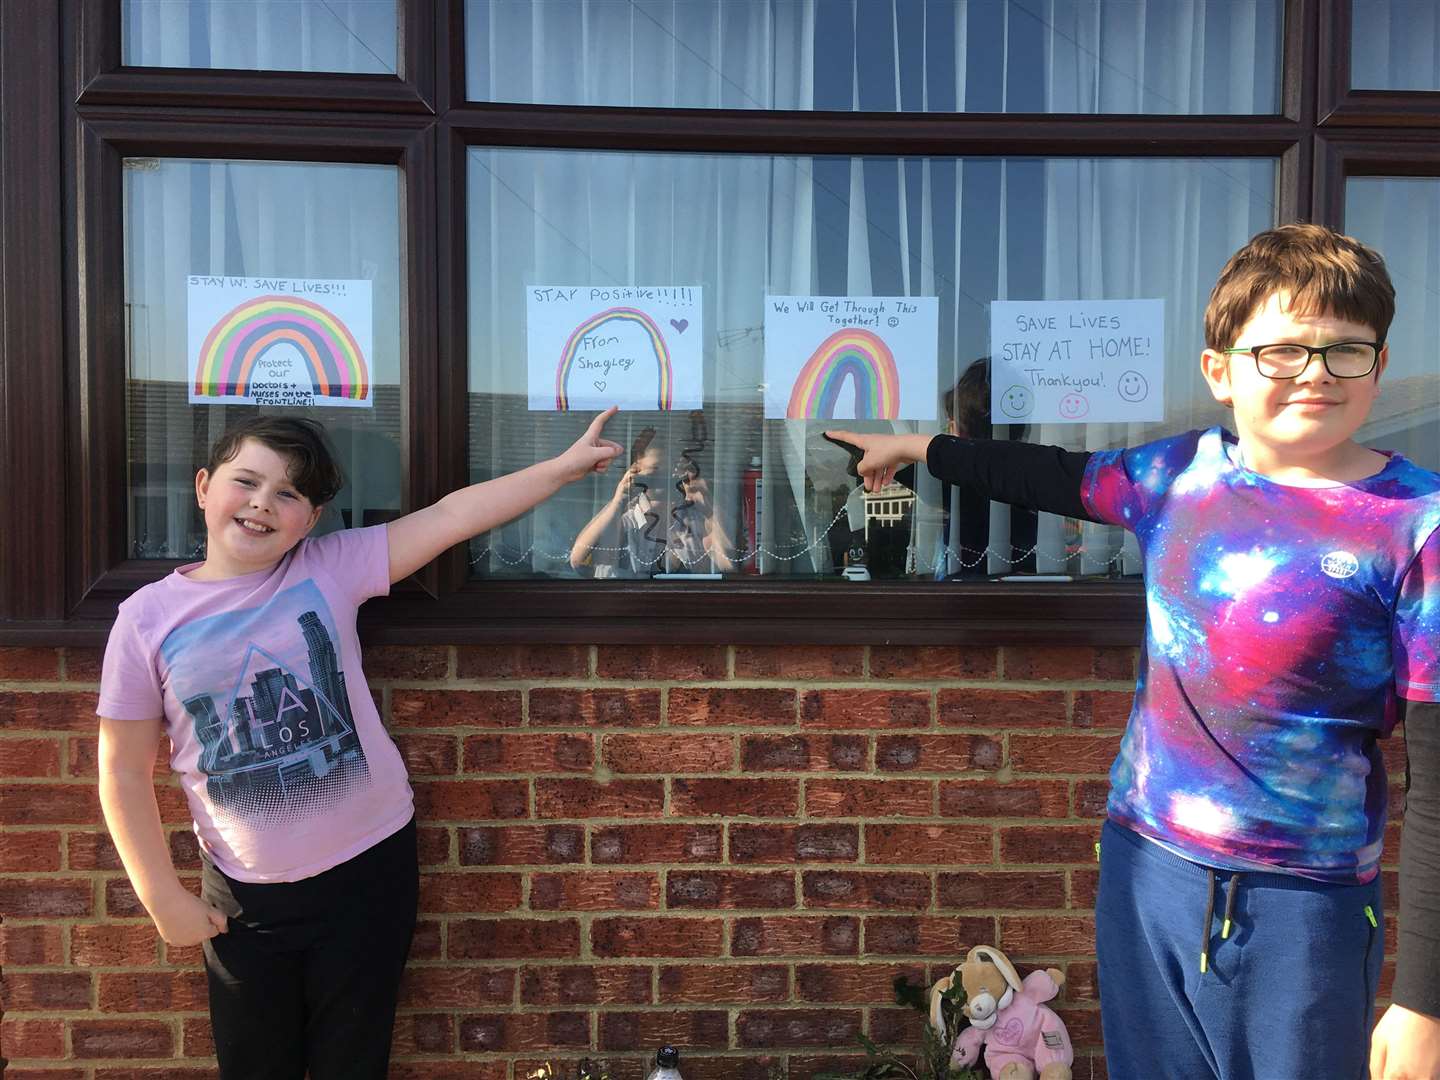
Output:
[1081, 427, 1440, 883]
[98, 526, 413, 883]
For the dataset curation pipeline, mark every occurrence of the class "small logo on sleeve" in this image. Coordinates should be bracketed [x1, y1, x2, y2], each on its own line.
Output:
[1320, 551, 1360, 579]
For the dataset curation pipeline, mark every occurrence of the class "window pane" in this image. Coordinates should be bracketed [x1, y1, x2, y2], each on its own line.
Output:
[467, 149, 1277, 582]
[124, 158, 402, 559]
[122, 0, 399, 74]
[465, 0, 1282, 114]
[1351, 1, 1440, 90]
[1345, 177, 1440, 469]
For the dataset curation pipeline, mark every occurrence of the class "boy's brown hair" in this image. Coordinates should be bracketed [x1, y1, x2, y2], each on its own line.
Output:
[205, 416, 344, 506]
[1203, 223, 1395, 351]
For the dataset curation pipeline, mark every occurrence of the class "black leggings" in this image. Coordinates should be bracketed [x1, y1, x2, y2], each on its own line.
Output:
[201, 819, 418, 1080]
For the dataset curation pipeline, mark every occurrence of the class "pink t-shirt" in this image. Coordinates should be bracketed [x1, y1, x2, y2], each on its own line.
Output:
[98, 526, 413, 883]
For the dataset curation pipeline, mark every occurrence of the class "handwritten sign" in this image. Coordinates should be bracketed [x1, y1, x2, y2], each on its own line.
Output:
[989, 299, 1165, 424]
[187, 276, 374, 408]
[764, 296, 938, 421]
[527, 286, 703, 412]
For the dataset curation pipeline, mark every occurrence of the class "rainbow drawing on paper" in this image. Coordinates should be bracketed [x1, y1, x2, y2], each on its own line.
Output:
[193, 294, 369, 402]
[555, 307, 672, 411]
[786, 328, 900, 419]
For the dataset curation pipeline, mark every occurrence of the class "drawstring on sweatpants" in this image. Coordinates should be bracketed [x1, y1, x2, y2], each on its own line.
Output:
[1199, 870, 1242, 974]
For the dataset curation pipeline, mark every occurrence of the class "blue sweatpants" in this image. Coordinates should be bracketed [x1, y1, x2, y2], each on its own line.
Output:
[1095, 820, 1383, 1080]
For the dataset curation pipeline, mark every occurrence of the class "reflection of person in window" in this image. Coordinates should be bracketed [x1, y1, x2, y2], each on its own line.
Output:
[569, 423, 735, 577]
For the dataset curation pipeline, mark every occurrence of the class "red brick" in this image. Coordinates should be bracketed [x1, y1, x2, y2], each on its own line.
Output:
[393, 731, 459, 775]
[804, 779, 932, 818]
[390, 689, 522, 727]
[458, 1012, 591, 1052]
[464, 732, 595, 773]
[66, 831, 124, 871]
[530, 688, 661, 728]
[70, 1019, 174, 1058]
[802, 871, 931, 910]
[104, 877, 148, 917]
[668, 687, 796, 727]
[1, 1018, 66, 1060]
[1381, 735, 1408, 778]
[0, 690, 99, 731]
[63, 646, 103, 681]
[1094, 647, 1138, 680]
[596, 645, 727, 681]
[419, 870, 523, 913]
[734, 645, 865, 680]
[869, 1004, 927, 1044]
[2, 1070, 86, 1080]
[666, 870, 796, 910]
[0, 648, 61, 680]
[1010, 734, 1123, 775]
[729, 824, 859, 864]
[410, 919, 443, 960]
[1074, 780, 1110, 818]
[418, 825, 451, 865]
[794, 962, 926, 1003]
[1002, 645, 1098, 680]
[939, 871, 1067, 910]
[591, 824, 723, 864]
[0, 782, 101, 824]
[801, 690, 929, 729]
[531, 871, 660, 911]
[602, 733, 733, 774]
[0, 878, 94, 917]
[457, 644, 590, 679]
[1066, 960, 1100, 1003]
[0, 738, 62, 777]
[448, 918, 580, 959]
[71, 924, 159, 966]
[411, 779, 529, 820]
[392, 1011, 456, 1055]
[998, 914, 1096, 954]
[591, 917, 724, 957]
[1, 924, 64, 964]
[364, 644, 449, 680]
[659, 964, 790, 1003]
[389, 1064, 506, 1080]
[1071, 869, 1100, 909]
[1001, 825, 1103, 864]
[1072, 690, 1133, 729]
[863, 915, 995, 956]
[940, 779, 1070, 818]
[398, 966, 514, 1008]
[0, 830, 62, 871]
[869, 646, 997, 680]
[730, 916, 860, 957]
[740, 733, 867, 772]
[864, 824, 993, 866]
[521, 965, 653, 1006]
[875, 733, 1002, 772]
[939, 688, 1067, 728]
[598, 1010, 729, 1051]
[735, 1009, 863, 1047]
[536, 778, 665, 818]
[458, 824, 585, 866]
[670, 778, 797, 818]
[96, 970, 207, 1011]
[1, 971, 92, 1011]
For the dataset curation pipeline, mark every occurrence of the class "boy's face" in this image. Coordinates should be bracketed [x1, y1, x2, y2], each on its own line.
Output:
[195, 438, 322, 576]
[1200, 291, 1387, 465]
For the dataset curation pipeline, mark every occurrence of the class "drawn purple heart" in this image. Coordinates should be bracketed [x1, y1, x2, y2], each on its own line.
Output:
[669, 318, 689, 334]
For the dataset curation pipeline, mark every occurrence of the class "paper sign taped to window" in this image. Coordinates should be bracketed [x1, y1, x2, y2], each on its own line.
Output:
[989, 299, 1165, 424]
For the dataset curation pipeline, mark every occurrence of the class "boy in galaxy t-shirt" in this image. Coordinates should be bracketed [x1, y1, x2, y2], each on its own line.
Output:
[828, 224, 1440, 1080]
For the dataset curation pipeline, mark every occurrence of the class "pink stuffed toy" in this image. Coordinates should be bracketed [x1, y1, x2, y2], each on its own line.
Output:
[930, 945, 1073, 1080]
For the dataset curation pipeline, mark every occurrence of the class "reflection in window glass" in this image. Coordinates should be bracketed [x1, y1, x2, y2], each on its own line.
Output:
[467, 149, 1276, 582]
[124, 159, 402, 559]
[1345, 178, 1440, 469]
[465, 0, 1281, 114]
[122, 0, 398, 74]
[1351, 1, 1440, 90]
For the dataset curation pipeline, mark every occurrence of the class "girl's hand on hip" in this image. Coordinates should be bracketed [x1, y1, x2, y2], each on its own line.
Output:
[149, 886, 229, 946]
[1371, 1003, 1440, 1079]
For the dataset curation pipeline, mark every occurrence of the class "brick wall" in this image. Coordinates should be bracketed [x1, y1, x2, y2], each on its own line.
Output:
[0, 642, 1403, 1079]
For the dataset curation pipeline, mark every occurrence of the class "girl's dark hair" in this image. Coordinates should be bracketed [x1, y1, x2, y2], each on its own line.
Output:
[205, 416, 344, 506]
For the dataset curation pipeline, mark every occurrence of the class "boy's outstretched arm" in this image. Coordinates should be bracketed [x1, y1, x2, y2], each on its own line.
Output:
[387, 407, 622, 584]
[1371, 698, 1440, 1080]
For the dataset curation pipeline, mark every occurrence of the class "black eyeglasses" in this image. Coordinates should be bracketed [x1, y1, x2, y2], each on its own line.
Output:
[1221, 340, 1382, 380]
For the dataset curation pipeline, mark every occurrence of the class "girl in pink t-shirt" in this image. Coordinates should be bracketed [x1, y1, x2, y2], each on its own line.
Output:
[98, 412, 621, 1079]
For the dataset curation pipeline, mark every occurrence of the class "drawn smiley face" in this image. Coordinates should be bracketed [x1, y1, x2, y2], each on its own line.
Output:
[1058, 392, 1090, 419]
[998, 384, 1035, 419]
[1117, 370, 1149, 403]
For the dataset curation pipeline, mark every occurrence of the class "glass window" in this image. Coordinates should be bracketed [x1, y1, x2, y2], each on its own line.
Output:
[1345, 177, 1440, 469]
[465, 0, 1282, 114]
[124, 158, 402, 559]
[122, 1, 399, 74]
[467, 148, 1277, 582]
[1350, 1, 1440, 90]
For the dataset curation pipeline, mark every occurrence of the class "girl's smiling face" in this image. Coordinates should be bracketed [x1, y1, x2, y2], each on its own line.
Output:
[194, 438, 322, 578]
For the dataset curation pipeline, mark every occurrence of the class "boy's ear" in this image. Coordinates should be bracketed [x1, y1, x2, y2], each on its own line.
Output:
[1200, 349, 1234, 407]
[1375, 342, 1390, 382]
[195, 468, 211, 508]
[303, 503, 323, 534]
